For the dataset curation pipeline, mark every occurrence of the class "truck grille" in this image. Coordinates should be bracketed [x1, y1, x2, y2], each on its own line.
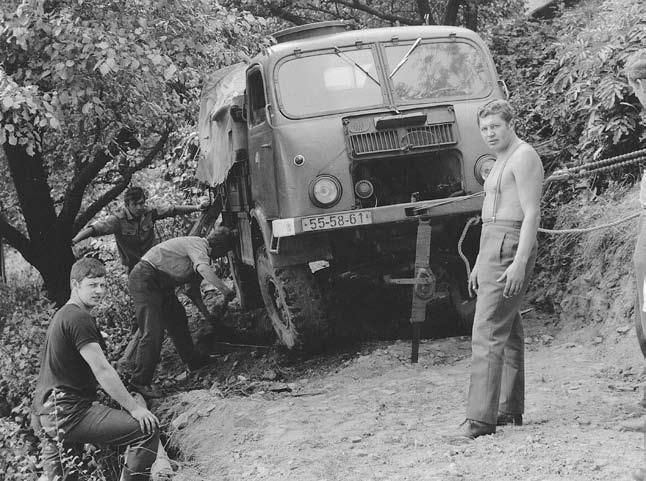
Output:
[350, 123, 456, 156]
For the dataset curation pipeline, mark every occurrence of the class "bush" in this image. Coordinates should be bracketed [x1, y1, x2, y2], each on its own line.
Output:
[490, 0, 646, 175]
[0, 281, 53, 480]
[0, 418, 39, 481]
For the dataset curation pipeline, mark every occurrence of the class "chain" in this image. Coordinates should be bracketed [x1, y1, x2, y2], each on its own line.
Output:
[545, 155, 646, 184]
[563, 148, 646, 172]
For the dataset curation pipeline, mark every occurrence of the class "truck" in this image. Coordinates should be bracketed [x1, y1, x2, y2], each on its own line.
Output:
[196, 21, 507, 351]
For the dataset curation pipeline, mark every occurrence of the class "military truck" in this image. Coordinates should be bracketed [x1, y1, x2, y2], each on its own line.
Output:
[197, 21, 506, 350]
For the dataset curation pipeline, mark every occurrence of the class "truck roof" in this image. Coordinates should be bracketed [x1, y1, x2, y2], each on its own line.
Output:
[264, 24, 486, 59]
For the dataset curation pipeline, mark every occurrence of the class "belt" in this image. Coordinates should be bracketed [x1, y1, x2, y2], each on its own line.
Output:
[481, 218, 523, 229]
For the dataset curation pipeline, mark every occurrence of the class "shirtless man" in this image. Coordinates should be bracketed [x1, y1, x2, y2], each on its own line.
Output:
[461, 99, 544, 439]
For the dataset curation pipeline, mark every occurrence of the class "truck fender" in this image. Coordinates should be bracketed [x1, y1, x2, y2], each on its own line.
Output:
[249, 207, 332, 269]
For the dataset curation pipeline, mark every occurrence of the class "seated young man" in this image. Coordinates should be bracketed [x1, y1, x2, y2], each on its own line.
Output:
[32, 257, 159, 481]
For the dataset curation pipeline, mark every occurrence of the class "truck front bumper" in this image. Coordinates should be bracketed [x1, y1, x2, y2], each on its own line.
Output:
[271, 193, 484, 238]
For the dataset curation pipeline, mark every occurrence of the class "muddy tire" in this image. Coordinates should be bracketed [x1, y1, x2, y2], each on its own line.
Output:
[256, 246, 328, 350]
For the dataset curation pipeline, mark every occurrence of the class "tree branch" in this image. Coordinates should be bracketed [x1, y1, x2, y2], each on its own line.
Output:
[72, 130, 170, 231]
[264, 2, 308, 25]
[58, 145, 117, 236]
[0, 214, 34, 265]
[329, 0, 420, 25]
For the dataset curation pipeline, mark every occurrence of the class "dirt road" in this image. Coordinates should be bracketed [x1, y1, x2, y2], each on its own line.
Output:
[162, 311, 645, 481]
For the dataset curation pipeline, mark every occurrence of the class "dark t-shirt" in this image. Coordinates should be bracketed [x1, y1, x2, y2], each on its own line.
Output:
[32, 304, 106, 422]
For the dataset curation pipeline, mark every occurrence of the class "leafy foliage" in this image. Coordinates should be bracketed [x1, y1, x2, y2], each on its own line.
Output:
[0, 0, 273, 301]
[0, 418, 39, 481]
[222, 0, 524, 31]
[490, 0, 646, 173]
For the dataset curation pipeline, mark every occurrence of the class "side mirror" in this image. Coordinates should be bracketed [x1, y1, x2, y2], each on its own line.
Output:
[230, 105, 246, 123]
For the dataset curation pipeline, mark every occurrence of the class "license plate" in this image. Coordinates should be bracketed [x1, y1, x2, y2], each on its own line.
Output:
[302, 211, 373, 232]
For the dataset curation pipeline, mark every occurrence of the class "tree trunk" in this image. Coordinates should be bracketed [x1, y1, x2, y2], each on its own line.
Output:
[464, 0, 478, 31]
[4, 143, 75, 305]
[443, 0, 461, 25]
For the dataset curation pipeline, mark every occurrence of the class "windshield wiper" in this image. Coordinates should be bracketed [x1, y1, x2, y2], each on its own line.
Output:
[388, 37, 422, 78]
[333, 47, 380, 86]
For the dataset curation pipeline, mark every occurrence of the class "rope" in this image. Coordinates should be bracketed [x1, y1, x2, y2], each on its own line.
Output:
[457, 215, 481, 282]
[538, 211, 640, 234]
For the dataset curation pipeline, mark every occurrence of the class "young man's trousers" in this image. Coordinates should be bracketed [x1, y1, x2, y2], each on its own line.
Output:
[467, 221, 537, 425]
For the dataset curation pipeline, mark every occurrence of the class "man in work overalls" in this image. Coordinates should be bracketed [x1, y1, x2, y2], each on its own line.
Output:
[461, 99, 544, 439]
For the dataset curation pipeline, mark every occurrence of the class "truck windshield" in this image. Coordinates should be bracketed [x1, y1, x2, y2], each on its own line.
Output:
[384, 41, 491, 102]
[277, 48, 383, 117]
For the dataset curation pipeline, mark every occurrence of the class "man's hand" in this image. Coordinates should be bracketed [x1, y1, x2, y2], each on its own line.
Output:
[224, 288, 236, 304]
[199, 200, 211, 211]
[129, 405, 158, 434]
[468, 264, 479, 298]
[497, 259, 526, 298]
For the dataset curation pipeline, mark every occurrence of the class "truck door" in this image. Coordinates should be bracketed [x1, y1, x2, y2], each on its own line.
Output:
[246, 65, 279, 217]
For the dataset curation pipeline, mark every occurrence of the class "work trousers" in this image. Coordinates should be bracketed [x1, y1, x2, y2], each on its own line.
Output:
[37, 402, 158, 481]
[633, 212, 646, 358]
[467, 222, 537, 425]
[129, 261, 198, 386]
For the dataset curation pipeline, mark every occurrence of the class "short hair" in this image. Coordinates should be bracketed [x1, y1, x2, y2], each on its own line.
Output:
[70, 257, 106, 283]
[124, 186, 146, 204]
[625, 51, 646, 82]
[206, 226, 233, 255]
[477, 99, 514, 125]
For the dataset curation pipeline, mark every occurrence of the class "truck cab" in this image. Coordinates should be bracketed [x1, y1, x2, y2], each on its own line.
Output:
[198, 21, 505, 350]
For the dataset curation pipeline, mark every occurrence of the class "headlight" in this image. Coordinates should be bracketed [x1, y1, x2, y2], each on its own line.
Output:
[309, 175, 342, 208]
[474, 155, 496, 185]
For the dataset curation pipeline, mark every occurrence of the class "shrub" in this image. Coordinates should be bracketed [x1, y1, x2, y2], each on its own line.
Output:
[490, 0, 646, 175]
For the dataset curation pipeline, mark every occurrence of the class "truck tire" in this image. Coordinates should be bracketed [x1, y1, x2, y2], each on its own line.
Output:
[256, 246, 328, 350]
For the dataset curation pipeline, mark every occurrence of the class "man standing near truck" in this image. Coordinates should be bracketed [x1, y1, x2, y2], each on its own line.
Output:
[72, 186, 208, 273]
[460, 99, 543, 439]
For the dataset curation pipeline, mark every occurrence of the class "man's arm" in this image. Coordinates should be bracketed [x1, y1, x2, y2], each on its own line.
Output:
[497, 147, 544, 297]
[186, 279, 212, 319]
[79, 342, 158, 433]
[156, 201, 209, 220]
[196, 264, 235, 301]
[72, 227, 96, 245]
[72, 215, 120, 244]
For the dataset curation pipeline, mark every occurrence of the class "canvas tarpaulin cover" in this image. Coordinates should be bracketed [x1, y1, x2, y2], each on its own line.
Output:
[196, 62, 247, 186]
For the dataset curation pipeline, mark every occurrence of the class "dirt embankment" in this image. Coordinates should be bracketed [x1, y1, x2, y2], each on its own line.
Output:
[154, 185, 645, 481]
